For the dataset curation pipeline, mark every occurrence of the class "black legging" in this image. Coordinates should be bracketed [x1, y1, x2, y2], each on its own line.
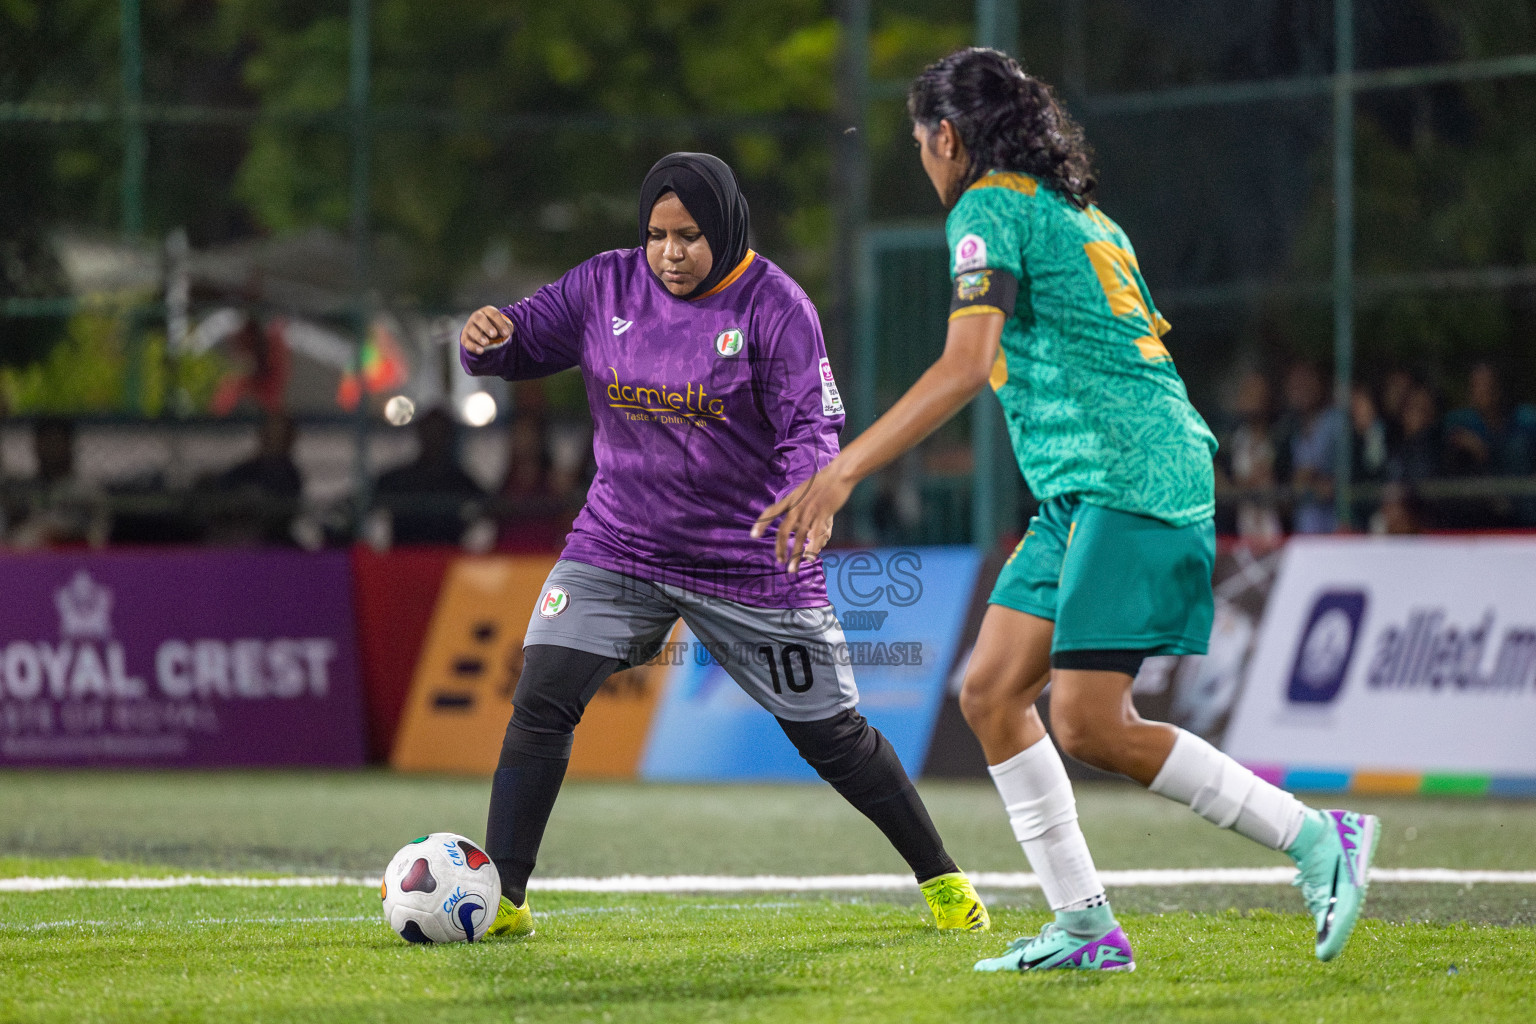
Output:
[485, 644, 957, 905]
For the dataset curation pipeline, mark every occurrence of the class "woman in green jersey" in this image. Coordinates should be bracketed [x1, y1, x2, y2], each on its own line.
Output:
[756, 47, 1379, 973]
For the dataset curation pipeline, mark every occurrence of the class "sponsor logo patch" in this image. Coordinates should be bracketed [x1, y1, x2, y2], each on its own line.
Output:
[954, 233, 988, 273]
[714, 328, 744, 356]
[818, 357, 844, 416]
[539, 586, 570, 619]
[611, 316, 634, 336]
[606, 367, 727, 424]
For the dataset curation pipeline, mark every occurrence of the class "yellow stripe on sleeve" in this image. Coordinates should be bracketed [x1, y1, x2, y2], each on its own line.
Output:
[948, 304, 1005, 321]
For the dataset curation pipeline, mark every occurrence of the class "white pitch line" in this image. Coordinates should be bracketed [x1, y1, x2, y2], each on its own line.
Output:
[0, 903, 809, 932]
[527, 868, 1536, 891]
[0, 915, 378, 931]
[3, 868, 1535, 895]
[0, 875, 378, 892]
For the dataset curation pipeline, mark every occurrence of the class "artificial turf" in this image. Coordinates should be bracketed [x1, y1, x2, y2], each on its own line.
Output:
[4, 888, 1533, 1024]
[3, 772, 1535, 1022]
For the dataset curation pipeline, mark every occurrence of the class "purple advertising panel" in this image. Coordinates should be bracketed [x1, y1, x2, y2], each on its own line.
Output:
[0, 549, 366, 767]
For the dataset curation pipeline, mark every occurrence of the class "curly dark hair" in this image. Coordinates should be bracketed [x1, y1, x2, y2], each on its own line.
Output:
[907, 47, 1097, 210]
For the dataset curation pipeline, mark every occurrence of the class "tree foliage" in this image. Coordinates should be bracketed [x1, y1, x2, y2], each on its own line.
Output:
[220, 0, 966, 305]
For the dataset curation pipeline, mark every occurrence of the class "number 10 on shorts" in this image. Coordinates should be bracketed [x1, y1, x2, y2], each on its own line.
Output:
[760, 644, 814, 694]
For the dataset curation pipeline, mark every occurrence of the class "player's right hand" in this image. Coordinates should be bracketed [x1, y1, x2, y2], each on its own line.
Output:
[461, 306, 513, 355]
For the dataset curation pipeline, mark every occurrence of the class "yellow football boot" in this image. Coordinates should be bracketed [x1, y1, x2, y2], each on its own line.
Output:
[920, 871, 990, 931]
[486, 894, 534, 939]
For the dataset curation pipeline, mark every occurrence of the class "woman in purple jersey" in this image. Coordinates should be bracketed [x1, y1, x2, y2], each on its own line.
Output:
[459, 152, 988, 939]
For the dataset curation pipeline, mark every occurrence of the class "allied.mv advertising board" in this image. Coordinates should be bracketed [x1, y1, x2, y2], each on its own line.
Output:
[1223, 537, 1536, 793]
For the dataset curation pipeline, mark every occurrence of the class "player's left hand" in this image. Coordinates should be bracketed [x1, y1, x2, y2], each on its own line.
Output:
[751, 469, 851, 575]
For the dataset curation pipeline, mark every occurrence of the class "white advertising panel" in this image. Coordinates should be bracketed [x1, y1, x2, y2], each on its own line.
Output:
[1224, 537, 1536, 778]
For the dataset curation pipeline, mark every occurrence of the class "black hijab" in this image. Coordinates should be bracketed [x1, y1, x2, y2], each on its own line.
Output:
[637, 152, 751, 299]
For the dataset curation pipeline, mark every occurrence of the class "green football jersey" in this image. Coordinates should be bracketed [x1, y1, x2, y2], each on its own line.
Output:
[946, 170, 1217, 526]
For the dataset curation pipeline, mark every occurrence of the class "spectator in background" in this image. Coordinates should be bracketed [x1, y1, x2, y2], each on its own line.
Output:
[1443, 361, 1536, 477]
[1371, 481, 1426, 535]
[5, 416, 110, 548]
[868, 452, 928, 544]
[502, 410, 553, 501]
[1442, 361, 1536, 527]
[1350, 384, 1389, 483]
[1378, 367, 1414, 449]
[1215, 369, 1284, 542]
[373, 407, 489, 546]
[1347, 383, 1391, 529]
[495, 408, 573, 552]
[1387, 381, 1443, 485]
[1282, 361, 1342, 534]
[203, 410, 304, 545]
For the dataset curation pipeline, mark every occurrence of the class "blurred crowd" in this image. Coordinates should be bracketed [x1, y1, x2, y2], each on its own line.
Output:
[0, 385, 589, 552]
[6, 361, 1536, 551]
[1215, 359, 1536, 539]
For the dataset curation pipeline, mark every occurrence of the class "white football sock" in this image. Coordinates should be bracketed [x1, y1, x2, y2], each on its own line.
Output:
[1149, 729, 1308, 850]
[988, 735, 1105, 911]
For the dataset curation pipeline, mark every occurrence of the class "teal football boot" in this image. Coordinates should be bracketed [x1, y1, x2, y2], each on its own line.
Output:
[974, 907, 1134, 973]
[1291, 809, 1380, 962]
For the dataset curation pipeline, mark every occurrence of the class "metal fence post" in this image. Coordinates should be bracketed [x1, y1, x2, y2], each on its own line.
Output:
[971, 0, 1021, 550]
[350, 0, 374, 533]
[842, 0, 875, 541]
[119, 0, 145, 238]
[1333, 0, 1356, 529]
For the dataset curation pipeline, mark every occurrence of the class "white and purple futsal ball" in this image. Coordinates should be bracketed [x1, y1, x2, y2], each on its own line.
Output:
[380, 832, 501, 943]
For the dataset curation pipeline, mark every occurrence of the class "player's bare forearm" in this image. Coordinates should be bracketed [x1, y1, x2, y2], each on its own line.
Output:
[825, 311, 1004, 491]
[752, 312, 1003, 572]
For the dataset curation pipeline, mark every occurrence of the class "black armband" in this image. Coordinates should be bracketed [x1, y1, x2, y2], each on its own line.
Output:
[948, 268, 1018, 320]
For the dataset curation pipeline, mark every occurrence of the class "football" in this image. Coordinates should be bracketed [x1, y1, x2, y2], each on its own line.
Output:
[380, 833, 501, 943]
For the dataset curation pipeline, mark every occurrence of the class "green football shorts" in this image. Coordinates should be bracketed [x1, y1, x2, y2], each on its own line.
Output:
[990, 495, 1216, 657]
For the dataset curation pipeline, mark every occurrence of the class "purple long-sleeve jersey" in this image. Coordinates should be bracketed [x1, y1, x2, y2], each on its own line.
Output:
[462, 248, 844, 608]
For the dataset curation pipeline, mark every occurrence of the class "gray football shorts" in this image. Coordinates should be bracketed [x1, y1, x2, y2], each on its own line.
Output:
[524, 559, 859, 722]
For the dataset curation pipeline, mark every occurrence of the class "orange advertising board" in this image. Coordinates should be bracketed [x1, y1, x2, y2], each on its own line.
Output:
[389, 555, 675, 777]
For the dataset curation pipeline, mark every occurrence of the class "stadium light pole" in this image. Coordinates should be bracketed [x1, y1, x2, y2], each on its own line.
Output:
[1333, 0, 1356, 529]
[971, 0, 1020, 551]
[119, 0, 145, 238]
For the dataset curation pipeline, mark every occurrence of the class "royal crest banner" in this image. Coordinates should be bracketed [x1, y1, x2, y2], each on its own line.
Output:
[0, 550, 366, 767]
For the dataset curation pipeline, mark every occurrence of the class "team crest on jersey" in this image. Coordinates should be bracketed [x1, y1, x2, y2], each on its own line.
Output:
[714, 329, 744, 357]
[538, 586, 570, 618]
[957, 270, 993, 301]
[954, 233, 988, 273]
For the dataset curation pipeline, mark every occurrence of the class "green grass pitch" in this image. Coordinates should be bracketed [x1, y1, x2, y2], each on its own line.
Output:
[3, 772, 1536, 1022]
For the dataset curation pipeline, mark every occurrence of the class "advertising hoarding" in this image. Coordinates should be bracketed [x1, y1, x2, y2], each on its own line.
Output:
[641, 547, 983, 781]
[0, 550, 366, 767]
[1224, 537, 1536, 795]
[390, 555, 677, 776]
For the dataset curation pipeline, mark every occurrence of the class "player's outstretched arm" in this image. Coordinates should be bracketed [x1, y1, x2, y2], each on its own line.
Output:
[457, 281, 581, 382]
[460, 306, 513, 355]
[752, 310, 1005, 573]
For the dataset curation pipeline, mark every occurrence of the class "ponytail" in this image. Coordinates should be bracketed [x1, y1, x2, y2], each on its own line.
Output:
[907, 47, 1097, 209]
